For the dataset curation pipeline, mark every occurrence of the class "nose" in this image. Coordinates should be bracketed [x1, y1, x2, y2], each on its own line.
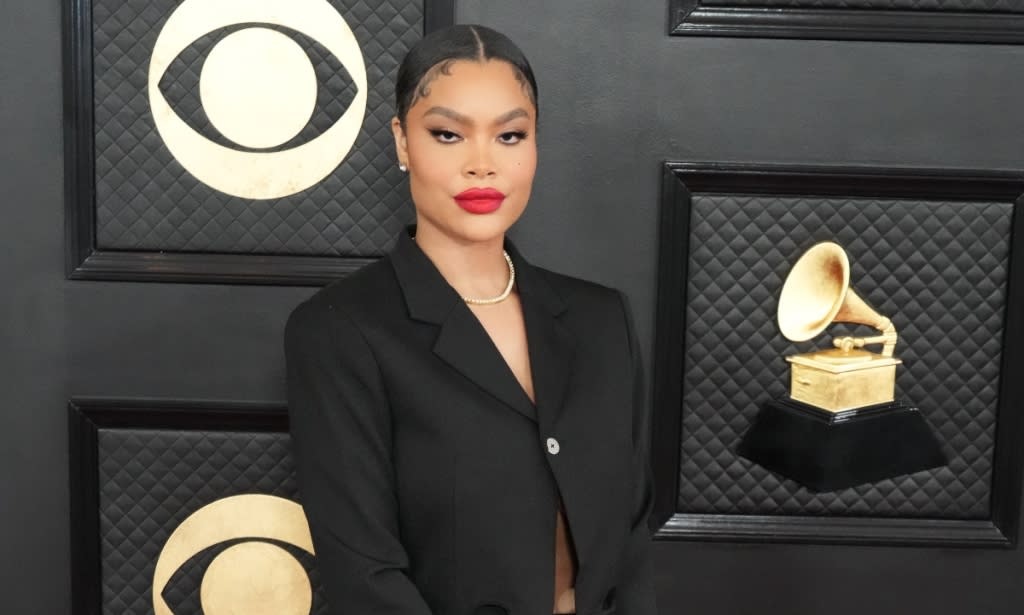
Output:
[463, 141, 497, 178]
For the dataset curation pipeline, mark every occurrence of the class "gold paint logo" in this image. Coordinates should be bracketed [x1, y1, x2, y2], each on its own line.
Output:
[152, 494, 316, 615]
[148, 0, 367, 199]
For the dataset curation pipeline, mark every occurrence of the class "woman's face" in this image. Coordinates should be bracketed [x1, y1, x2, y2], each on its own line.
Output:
[392, 59, 537, 244]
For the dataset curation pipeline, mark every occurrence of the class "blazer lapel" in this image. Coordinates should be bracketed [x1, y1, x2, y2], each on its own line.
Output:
[512, 239, 576, 431]
[388, 225, 575, 427]
[433, 308, 538, 422]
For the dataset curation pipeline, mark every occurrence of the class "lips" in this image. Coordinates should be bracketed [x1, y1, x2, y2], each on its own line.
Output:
[454, 187, 505, 214]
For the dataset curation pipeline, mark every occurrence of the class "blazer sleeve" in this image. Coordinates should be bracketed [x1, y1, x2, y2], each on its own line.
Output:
[615, 289, 659, 615]
[284, 298, 434, 615]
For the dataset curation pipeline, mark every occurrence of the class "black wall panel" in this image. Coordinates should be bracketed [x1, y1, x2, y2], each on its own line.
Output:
[88, 0, 416, 255]
[69, 401, 325, 615]
[65, 0, 454, 284]
[650, 163, 1024, 546]
[679, 194, 1008, 518]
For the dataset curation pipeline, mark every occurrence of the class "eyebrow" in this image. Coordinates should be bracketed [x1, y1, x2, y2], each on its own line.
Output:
[423, 106, 531, 126]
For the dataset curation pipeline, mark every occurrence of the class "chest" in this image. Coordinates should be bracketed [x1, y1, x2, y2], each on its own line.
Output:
[368, 296, 634, 543]
[364, 286, 634, 470]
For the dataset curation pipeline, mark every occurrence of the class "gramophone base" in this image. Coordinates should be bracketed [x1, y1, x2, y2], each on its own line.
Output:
[737, 398, 947, 492]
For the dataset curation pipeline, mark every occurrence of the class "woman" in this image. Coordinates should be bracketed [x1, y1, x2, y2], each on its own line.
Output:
[285, 24, 657, 615]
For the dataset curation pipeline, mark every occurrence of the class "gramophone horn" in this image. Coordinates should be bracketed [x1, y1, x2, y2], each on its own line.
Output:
[777, 242, 891, 342]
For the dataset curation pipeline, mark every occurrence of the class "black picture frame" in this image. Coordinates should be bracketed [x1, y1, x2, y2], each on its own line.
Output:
[63, 0, 455, 286]
[68, 398, 289, 615]
[669, 0, 1024, 43]
[651, 162, 1024, 546]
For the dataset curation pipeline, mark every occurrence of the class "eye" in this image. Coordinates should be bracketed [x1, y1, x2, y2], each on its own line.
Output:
[160, 538, 325, 615]
[428, 129, 462, 144]
[147, 0, 368, 199]
[152, 494, 320, 615]
[498, 131, 528, 145]
[157, 24, 356, 153]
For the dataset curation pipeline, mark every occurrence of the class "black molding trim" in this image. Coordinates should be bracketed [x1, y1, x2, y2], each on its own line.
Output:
[658, 514, 1011, 547]
[63, 0, 455, 287]
[989, 192, 1024, 547]
[651, 166, 691, 530]
[67, 398, 288, 615]
[70, 251, 377, 286]
[652, 162, 1024, 547]
[669, 0, 1024, 43]
[63, 0, 95, 281]
[67, 400, 101, 615]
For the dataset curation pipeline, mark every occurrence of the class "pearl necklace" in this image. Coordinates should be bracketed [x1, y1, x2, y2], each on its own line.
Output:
[413, 236, 516, 305]
[462, 249, 515, 305]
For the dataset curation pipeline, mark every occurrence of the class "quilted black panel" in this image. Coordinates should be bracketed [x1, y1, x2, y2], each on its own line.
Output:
[678, 195, 1012, 517]
[97, 428, 329, 615]
[700, 0, 1024, 10]
[91, 0, 421, 255]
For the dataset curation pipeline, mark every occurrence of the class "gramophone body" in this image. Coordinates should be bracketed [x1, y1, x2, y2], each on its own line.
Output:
[787, 351, 899, 412]
[777, 242, 901, 412]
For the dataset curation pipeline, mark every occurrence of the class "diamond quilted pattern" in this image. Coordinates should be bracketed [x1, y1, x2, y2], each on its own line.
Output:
[677, 195, 1012, 518]
[700, 0, 1024, 10]
[97, 428, 329, 615]
[91, 0, 422, 256]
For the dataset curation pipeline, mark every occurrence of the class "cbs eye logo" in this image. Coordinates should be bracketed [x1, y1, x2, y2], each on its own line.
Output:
[147, 0, 367, 199]
[152, 494, 317, 615]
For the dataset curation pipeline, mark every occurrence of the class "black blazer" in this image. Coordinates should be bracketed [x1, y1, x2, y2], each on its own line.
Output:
[285, 225, 657, 615]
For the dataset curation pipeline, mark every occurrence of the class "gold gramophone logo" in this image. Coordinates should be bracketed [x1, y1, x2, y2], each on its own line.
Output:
[152, 494, 315, 615]
[777, 241, 901, 411]
[738, 240, 946, 491]
[148, 0, 367, 199]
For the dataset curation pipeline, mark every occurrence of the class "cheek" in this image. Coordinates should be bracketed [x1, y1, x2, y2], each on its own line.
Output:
[510, 147, 538, 183]
[408, 144, 457, 186]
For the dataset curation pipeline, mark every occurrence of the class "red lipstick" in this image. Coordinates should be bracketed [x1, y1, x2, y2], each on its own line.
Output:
[454, 187, 505, 214]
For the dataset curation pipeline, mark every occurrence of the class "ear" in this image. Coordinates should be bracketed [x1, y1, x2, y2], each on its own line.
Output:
[391, 116, 409, 167]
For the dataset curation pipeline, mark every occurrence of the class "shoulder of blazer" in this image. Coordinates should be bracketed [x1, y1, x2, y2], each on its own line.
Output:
[523, 261, 630, 332]
[532, 266, 638, 355]
[284, 255, 400, 337]
[531, 263, 624, 309]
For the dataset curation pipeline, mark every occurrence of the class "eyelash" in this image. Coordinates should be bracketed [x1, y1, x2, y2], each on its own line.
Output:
[428, 129, 529, 145]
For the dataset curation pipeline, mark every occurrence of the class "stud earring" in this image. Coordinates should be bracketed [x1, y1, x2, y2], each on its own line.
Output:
[398, 163, 408, 172]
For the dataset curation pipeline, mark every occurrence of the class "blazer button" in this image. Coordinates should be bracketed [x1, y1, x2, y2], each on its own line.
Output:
[546, 437, 560, 455]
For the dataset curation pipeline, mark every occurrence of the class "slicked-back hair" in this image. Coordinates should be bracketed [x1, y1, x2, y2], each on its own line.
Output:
[394, 24, 539, 129]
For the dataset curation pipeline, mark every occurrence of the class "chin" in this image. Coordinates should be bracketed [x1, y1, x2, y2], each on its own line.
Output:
[451, 215, 514, 243]
[421, 208, 525, 244]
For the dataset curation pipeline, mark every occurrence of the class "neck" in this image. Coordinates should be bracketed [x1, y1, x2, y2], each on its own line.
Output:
[412, 221, 512, 300]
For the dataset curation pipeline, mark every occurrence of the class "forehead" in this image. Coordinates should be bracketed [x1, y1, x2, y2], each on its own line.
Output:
[411, 59, 534, 115]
